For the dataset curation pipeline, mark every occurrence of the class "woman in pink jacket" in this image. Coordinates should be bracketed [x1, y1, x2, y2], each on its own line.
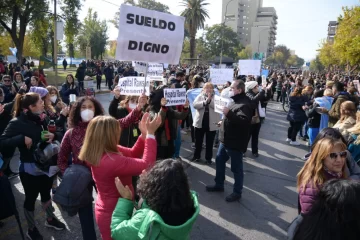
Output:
[78, 113, 162, 240]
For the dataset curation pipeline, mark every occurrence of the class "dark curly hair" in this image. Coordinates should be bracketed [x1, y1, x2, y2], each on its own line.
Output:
[68, 96, 104, 128]
[137, 159, 195, 225]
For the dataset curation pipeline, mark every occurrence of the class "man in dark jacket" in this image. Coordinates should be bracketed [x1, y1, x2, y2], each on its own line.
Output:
[75, 62, 86, 91]
[206, 80, 253, 202]
[104, 64, 114, 90]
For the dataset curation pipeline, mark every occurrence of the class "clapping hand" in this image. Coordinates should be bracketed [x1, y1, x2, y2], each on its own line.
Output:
[137, 93, 147, 110]
[112, 86, 121, 99]
[160, 98, 167, 107]
[146, 113, 162, 135]
[115, 177, 132, 200]
[138, 112, 150, 138]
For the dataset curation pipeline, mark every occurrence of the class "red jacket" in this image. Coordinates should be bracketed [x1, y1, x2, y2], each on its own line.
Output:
[92, 137, 157, 240]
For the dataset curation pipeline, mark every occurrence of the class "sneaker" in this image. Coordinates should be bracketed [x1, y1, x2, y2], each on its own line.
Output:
[225, 193, 242, 202]
[205, 185, 224, 192]
[27, 227, 43, 240]
[290, 141, 301, 146]
[175, 157, 182, 161]
[252, 153, 259, 158]
[205, 160, 213, 165]
[286, 138, 291, 142]
[190, 157, 200, 162]
[45, 217, 66, 230]
[191, 143, 196, 149]
[181, 130, 187, 134]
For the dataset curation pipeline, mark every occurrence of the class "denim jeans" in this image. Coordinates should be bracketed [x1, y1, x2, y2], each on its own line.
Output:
[78, 203, 97, 240]
[173, 126, 181, 158]
[214, 143, 244, 195]
[308, 127, 319, 146]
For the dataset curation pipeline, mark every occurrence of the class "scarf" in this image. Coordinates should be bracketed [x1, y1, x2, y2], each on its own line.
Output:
[323, 166, 343, 178]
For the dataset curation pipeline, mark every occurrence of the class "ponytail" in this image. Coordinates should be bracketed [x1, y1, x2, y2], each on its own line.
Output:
[13, 92, 40, 118]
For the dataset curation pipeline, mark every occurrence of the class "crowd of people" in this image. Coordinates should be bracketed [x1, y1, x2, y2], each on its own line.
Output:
[1, 58, 360, 240]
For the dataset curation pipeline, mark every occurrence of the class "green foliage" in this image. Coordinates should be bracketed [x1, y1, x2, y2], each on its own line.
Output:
[310, 55, 325, 72]
[77, 9, 108, 59]
[110, 0, 170, 29]
[238, 45, 252, 59]
[61, 0, 82, 58]
[286, 55, 305, 68]
[204, 24, 241, 60]
[273, 45, 290, 68]
[264, 45, 304, 68]
[180, 0, 209, 60]
[318, 40, 338, 69]
[107, 40, 117, 57]
[29, 13, 52, 57]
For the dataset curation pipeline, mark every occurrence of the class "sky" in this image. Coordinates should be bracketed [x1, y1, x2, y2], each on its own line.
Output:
[78, 0, 359, 61]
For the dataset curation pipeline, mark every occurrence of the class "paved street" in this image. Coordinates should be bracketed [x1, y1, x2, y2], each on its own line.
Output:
[0, 94, 308, 240]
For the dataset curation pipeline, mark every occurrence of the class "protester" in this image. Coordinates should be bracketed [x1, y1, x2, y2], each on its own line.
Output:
[0, 92, 66, 240]
[347, 112, 360, 164]
[314, 89, 333, 132]
[325, 82, 350, 127]
[245, 81, 272, 157]
[206, 80, 252, 202]
[0, 75, 16, 103]
[78, 114, 161, 240]
[286, 87, 307, 146]
[293, 179, 360, 240]
[332, 101, 356, 140]
[60, 74, 79, 105]
[192, 82, 220, 164]
[63, 58, 68, 71]
[111, 159, 199, 239]
[75, 62, 86, 91]
[12, 72, 25, 93]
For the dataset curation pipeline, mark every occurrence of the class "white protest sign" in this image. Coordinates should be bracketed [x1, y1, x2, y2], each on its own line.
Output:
[133, 62, 164, 81]
[116, 5, 185, 64]
[117, 77, 150, 96]
[210, 69, 233, 85]
[262, 75, 267, 86]
[214, 95, 233, 114]
[7, 55, 17, 63]
[164, 88, 186, 106]
[238, 60, 261, 76]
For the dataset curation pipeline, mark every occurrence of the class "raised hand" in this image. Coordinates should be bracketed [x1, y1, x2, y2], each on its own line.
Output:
[146, 113, 162, 135]
[137, 94, 147, 110]
[115, 177, 132, 200]
[138, 112, 150, 137]
[160, 98, 167, 107]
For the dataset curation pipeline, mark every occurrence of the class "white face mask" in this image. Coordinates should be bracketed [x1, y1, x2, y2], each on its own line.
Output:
[128, 102, 137, 110]
[50, 95, 57, 104]
[228, 90, 234, 97]
[81, 109, 95, 122]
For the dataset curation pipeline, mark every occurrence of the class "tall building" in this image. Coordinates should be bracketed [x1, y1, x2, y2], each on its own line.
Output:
[222, 0, 278, 57]
[327, 21, 338, 44]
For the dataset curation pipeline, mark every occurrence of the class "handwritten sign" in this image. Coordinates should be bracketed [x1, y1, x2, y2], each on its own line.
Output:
[117, 77, 150, 96]
[238, 60, 261, 76]
[164, 88, 186, 106]
[210, 69, 233, 85]
[214, 95, 233, 114]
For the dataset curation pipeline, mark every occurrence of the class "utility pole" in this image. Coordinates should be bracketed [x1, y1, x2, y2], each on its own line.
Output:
[54, 0, 59, 89]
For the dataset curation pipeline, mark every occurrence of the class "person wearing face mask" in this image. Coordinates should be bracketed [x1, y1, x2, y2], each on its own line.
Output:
[46, 86, 64, 113]
[192, 82, 220, 164]
[57, 95, 146, 240]
[60, 74, 79, 105]
[245, 81, 272, 158]
[0, 92, 66, 240]
[205, 80, 253, 202]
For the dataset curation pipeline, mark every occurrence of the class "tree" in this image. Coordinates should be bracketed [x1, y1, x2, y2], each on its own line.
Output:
[107, 40, 117, 57]
[61, 0, 82, 59]
[0, 0, 45, 63]
[310, 55, 325, 72]
[110, 0, 170, 29]
[237, 45, 252, 59]
[273, 45, 290, 68]
[204, 24, 241, 60]
[30, 15, 52, 57]
[181, 0, 209, 63]
[77, 9, 108, 59]
[333, 6, 360, 70]
[318, 41, 338, 70]
[286, 55, 305, 68]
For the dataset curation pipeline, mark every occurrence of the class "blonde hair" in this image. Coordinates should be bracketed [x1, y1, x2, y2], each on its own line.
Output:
[297, 138, 347, 191]
[202, 82, 214, 91]
[78, 116, 121, 166]
[348, 112, 360, 144]
[339, 101, 356, 122]
[324, 89, 333, 96]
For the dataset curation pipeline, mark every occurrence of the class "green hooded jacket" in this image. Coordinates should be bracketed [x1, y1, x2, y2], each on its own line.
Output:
[111, 191, 200, 240]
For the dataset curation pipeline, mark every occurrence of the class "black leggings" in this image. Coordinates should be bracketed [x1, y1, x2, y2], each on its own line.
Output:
[276, 90, 282, 102]
[96, 77, 101, 90]
[288, 121, 302, 141]
[19, 172, 53, 211]
[247, 123, 261, 154]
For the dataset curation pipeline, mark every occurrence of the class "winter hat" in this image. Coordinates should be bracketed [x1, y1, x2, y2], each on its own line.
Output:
[29, 86, 48, 98]
[245, 81, 258, 92]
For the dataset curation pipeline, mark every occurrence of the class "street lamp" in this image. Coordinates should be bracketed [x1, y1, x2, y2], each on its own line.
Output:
[220, 0, 236, 65]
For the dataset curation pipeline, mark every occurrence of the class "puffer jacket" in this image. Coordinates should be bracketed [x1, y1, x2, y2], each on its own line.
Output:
[287, 95, 307, 123]
[53, 164, 93, 216]
[111, 191, 199, 240]
[299, 170, 344, 214]
[328, 92, 350, 127]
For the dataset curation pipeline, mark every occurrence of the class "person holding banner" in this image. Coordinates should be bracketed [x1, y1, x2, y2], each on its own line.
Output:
[192, 83, 220, 164]
[245, 81, 272, 158]
[206, 80, 252, 202]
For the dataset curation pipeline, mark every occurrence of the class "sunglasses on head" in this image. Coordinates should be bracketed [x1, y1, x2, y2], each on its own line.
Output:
[329, 151, 347, 159]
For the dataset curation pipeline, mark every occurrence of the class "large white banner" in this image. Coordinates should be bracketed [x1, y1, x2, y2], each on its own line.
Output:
[214, 95, 233, 114]
[238, 60, 261, 76]
[210, 69, 233, 85]
[117, 77, 150, 96]
[7, 55, 17, 63]
[116, 5, 185, 64]
[164, 88, 186, 106]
